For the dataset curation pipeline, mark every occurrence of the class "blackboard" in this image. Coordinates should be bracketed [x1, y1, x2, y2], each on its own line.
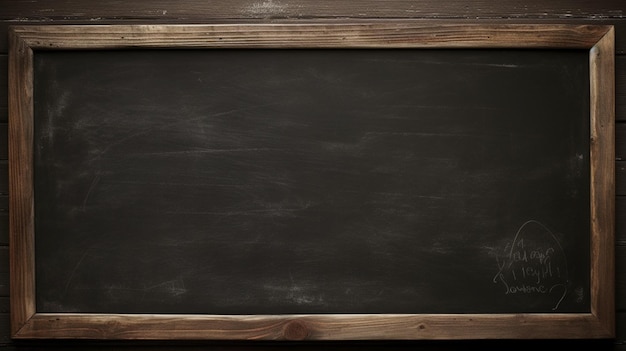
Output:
[33, 48, 591, 315]
[9, 24, 615, 340]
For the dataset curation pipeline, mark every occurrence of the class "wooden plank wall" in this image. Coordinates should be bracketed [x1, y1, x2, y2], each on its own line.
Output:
[0, 0, 624, 349]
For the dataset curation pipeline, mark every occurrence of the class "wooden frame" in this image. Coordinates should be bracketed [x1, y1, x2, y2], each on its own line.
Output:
[8, 23, 615, 340]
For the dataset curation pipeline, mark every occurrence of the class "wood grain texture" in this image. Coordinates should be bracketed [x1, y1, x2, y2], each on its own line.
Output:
[0, 339, 618, 351]
[2, 0, 625, 20]
[10, 23, 612, 49]
[8, 26, 36, 338]
[589, 26, 616, 336]
[13, 313, 615, 340]
[3, 19, 626, 54]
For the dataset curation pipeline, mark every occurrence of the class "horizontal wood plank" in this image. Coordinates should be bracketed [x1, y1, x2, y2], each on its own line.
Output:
[3, 19, 626, 53]
[0, 339, 618, 351]
[14, 313, 615, 340]
[2, 0, 625, 21]
[10, 23, 613, 50]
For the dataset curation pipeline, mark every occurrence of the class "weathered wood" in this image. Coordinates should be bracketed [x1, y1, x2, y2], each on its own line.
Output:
[14, 313, 615, 340]
[10, 23, 612, 49]
[587, 25, 615, 335]
[2, 0, 625, 21]
[0, 338, 617, 351]
[8, 24, 36, 338]
[3, 19, 626, 54]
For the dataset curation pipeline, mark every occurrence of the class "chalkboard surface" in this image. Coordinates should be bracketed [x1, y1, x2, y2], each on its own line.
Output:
[33, 48, 590, 315]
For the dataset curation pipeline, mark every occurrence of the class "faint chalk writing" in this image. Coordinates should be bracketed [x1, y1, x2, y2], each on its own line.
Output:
[493, 220, 569, 310]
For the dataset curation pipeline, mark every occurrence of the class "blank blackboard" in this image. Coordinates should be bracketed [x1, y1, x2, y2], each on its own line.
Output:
[9, 23, 615, 340]
[33, 48, 591, 314]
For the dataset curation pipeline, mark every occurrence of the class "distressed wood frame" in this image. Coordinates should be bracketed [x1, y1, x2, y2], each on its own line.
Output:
[8, 23, 615, 340]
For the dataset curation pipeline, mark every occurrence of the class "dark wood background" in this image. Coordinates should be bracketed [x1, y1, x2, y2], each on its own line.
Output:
[0, 0, 625, 350]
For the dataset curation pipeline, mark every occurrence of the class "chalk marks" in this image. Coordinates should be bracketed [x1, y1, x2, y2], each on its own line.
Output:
[81, 174, 101, 210]
[242, 0, 288, 17]
[493, 220, 570, 310]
